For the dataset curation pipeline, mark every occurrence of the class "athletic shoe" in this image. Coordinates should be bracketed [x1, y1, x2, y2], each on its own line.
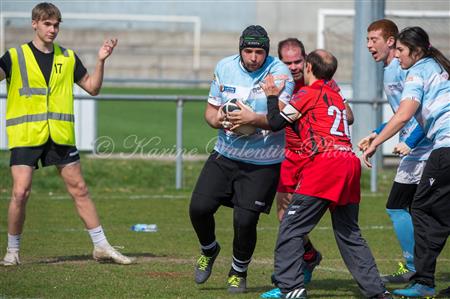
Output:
[261, 287, 282, 298]
[227, 274, 247, 293]
[381, 262, 415, 283]
[393, 283, 435, 298]
[270, 253, 320, 287]
[1, 248, 20, 266]
[260, 287, 307, 298]
[370, 290, 393, 299]
[283, 288, 307, 298]
[93, 244, 136, 265]
[438, 286, 450, 298]
[194, 244, 220, 284]
[304, 250, 322, 284]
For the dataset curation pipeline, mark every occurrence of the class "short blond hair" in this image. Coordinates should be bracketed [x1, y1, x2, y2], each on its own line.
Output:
[32, 2, 62, 22]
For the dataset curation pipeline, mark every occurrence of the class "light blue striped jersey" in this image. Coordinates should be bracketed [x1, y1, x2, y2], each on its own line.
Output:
[401, 57, 450, 150]
[383, 58, 432, 161]
[209, 54, 294, 165]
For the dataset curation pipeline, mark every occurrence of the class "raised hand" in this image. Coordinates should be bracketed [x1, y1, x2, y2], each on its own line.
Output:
[98, 38, 118, 61]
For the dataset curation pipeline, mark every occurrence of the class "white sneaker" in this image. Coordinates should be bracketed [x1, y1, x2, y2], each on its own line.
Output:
[93, 244, 136, 265]
[2, 248, 20, 266]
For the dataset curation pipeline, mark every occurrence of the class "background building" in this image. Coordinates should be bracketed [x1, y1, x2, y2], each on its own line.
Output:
[2, 0, 448, 83]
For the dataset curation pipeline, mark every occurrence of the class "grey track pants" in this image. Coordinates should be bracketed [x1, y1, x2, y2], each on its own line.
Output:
[274, 194, 386, 298]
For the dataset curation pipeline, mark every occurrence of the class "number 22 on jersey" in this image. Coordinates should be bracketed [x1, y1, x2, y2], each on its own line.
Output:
[328, 105, 350, 137]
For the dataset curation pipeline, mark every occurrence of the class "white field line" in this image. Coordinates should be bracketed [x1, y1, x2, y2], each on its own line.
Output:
[0, 194, 189, 200]
[0, 225, 407, 233]
[0, 193, 381, 200]
[17, 254, 450, 267]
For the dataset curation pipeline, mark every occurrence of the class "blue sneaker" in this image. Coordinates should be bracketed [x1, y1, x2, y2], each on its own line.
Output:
[283, 288, 307, 299]
[393, 283, 435, 298]
[270, 257, 319, 287]
[261, 287, 282, 298]
[260, 288, 307, 299]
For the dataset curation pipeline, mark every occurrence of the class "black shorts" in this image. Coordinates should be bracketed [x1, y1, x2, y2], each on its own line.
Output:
[192, 151, 281, 214]
[386, 182, 418, 209]
[10, 138, 80, 169]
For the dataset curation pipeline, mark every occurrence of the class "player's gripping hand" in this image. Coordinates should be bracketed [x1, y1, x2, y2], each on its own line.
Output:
[393, 142, 411, 156]
[228, 101, 254, 127]
[357, 132, 377, 152]
[260, 74, 285, 97]
[217, 106, 232, 129]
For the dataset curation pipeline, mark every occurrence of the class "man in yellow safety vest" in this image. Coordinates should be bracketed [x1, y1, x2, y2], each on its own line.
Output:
[0, 2, 135, 266]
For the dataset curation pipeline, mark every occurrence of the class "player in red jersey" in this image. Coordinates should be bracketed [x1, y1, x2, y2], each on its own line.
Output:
[270, 39, 355, 288]
[276, 39, 355, 218]
[260, 49, 389, 299]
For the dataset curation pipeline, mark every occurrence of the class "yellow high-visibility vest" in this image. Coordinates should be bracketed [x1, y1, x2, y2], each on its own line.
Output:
[6, 42, 76, 149]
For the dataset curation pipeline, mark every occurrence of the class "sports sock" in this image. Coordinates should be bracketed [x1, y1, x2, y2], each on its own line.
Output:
[386, 208, 415, 271]
[230, 255, 251, 277]
[7, 234, 21, 251]
[303, 239, 317, 262]
[87, 225, 109, 247]
[201, 241, 218, 257]
[304, 239, 314, 252]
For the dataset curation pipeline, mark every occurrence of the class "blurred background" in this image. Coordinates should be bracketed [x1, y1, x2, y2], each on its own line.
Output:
[0, 1, 449, 185]
[2, 0, 448, 83]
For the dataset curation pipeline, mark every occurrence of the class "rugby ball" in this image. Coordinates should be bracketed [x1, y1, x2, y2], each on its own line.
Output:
[221, 99, 257, 136]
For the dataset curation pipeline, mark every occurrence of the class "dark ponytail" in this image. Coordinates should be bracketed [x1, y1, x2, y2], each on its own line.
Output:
[397, 26, 450, 78]
[428, 46, 450, 77]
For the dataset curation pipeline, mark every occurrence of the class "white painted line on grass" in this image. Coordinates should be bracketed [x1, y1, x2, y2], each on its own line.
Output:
[0, 225, 397, 233]
[0, 193, 386, 201]
[0, 191, 389, 201]
[0, 194, 189, 200]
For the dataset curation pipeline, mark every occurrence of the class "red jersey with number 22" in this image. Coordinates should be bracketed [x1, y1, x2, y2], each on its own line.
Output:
[290, 80, 351, 156]
[290, 80, 360, 205]
[285, 79, 342, 150]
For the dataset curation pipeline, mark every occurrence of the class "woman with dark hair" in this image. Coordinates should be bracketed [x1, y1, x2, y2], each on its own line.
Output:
[363, 26, 450, 298]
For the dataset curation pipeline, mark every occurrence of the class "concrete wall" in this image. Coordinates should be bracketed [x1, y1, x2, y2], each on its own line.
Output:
[1, 0, 449, 82]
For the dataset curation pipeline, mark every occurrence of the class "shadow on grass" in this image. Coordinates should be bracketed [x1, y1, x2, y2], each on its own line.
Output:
[200, 278, 363, 298]
[38, 252, 161, 264]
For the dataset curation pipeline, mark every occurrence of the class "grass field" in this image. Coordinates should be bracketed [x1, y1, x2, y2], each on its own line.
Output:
[0, 150, 449, 299]
[1, 87, 449, 298]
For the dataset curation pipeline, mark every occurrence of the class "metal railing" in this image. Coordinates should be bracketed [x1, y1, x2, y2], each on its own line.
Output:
[0, 93, 389, 191]
[75, 94, 207, 190]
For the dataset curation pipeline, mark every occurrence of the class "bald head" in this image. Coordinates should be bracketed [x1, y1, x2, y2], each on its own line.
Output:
[278, 38, 306, 59]
[305, 49, 338, 81]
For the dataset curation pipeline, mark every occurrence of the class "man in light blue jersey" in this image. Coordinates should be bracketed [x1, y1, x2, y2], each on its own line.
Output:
[189, 25, 294, 293]
[358, 19, 433, 284]
[363, 26, 450, 298]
